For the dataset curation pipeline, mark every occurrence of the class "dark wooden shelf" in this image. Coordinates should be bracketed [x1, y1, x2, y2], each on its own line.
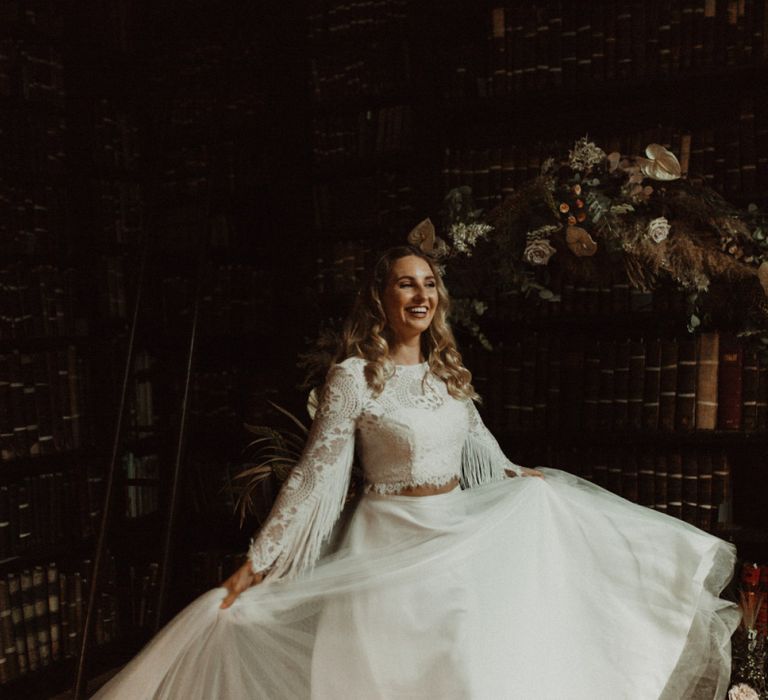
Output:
[0, 537, 95, 574]
[313, 87, 415, 117]
[493, 427, 768, 449]
[0, 165, 68, 184]
[442, 63, 768, 141]
[0, 636, 129, 700]
[0, 447, 106, 482]
[481, 311, 691, 337]
[0, 332, 91, 354]
[312, 149, 414, 182]
[0, 94, 66, 113]
[308, 21, 410, 51]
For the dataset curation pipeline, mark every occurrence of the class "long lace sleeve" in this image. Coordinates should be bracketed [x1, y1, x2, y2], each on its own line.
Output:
[460, 399, 524, 488]
[247, 362, 363, 580]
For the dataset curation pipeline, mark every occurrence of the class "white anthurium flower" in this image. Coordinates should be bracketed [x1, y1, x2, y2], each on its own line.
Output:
[636, 143, 682, 181]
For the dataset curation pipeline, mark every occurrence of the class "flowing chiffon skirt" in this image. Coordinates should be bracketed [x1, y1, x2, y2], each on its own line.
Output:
[92, 469, 740, 700]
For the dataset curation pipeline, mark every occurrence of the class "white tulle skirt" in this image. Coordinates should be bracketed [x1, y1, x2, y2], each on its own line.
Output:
[92, 469, 740, 700]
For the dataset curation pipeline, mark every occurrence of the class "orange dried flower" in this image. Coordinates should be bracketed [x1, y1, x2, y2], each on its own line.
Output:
[576, 211, 587, 222]
[568, 215, 577, 226]
[572, 184, 582, 195]
[559, 202, 570, 213]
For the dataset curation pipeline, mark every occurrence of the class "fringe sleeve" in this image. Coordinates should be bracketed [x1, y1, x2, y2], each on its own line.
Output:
[460, 399, 524, 489]
[247, 362, 363, 580]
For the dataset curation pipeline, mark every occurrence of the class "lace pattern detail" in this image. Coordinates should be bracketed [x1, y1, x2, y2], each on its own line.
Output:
[365, 472, 460, 495]
[248, 357, 523, 580]
[247, 362, 362, 579]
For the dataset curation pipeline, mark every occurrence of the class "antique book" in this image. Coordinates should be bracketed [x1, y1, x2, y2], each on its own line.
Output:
[717, 333, 743, 430]
[675, 338, 697, 431]
[681, 450, 699, 525]
[638, 451, 655, 507]
[654, 452, 669, 515]
[659, 338, 679, 431]
[741, 346, 759, 431]
[582, 339, 601, 432]
[643, 338, 663, 430]
[667, 450, 683, 520]
[628, 340, 646, 430]
[695, 331, 719, 430]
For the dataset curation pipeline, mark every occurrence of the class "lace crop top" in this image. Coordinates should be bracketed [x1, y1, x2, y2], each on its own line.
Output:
[247, 357, 524, 580]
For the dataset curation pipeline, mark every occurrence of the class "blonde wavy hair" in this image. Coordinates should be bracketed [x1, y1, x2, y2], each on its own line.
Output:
[336, 245, 478, 401]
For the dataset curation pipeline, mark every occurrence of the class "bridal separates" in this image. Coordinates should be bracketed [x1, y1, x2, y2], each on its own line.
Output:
[93, 359, 740, 699]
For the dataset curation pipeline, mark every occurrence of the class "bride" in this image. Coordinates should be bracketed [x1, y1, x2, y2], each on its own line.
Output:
[93, 244, 740, 699]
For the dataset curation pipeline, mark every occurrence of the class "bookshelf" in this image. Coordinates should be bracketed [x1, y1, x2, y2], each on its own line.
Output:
[0, 0, 135, 693]
[437, 1, 768, 569]
[298, 0, 768, 576]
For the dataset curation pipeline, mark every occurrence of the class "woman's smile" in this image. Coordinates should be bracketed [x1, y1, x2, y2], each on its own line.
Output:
[382, 255, 438, 342]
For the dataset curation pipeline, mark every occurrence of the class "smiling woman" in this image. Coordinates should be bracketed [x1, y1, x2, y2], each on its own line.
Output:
[93, 243, 739, 700]
[381, 256, 438, 358]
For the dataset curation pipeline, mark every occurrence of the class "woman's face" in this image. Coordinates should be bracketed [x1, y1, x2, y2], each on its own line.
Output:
[381, 255, 438, 343]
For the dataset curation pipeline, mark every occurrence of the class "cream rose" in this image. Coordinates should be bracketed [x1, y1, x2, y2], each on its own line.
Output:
[523, 239, 557, 265]
[648, 216, 671, 243]
[728, 683, 759, 700]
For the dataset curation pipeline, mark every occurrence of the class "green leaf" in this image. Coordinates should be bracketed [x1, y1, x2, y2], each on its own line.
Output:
[538, 289, 554, 300]
[689, 314, 701, 328]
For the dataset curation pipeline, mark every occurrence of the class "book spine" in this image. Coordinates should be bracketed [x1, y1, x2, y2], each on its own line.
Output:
[548, 2, 563, 87]
[717, 333, 743, 430]
[546, 337, 561, 432]
[622, 451, 639, 502]
[597, 340, 616, 431]
[758, 351, 768, 430]
[47, 563, 60, 661]
[712, 449, 732, 526]
[675, 338, 697, 431]
[20, 569, 38, 672]
[503, 341, 522, 432]
[742, 346, 760, 431]
[638, 451, 656, 507]
[697, 450, 715, 531]
[659, 339, 679, 431]
[628, 340, 646, 430]
[31, 565, 50, 667]
[682, 450, 699, 525]
[519, 335, 537, 430]
[643, 339, 662, 430]
[582, 339, 601, 433]
[667, 450, 683, 519]
[0, 579, 18, 682]
[532, 336, 550, 432]
[613, 339, 631, 431]
[695, 331, 719, 430]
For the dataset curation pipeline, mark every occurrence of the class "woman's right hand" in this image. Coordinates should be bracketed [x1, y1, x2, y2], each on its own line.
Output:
[219, 561, 265, 609]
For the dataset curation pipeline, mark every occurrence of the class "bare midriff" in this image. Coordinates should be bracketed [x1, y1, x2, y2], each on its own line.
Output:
[389, 477, 460, 497]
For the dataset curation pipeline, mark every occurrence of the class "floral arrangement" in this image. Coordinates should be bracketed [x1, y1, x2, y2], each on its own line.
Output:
[729, 562, 768, 699]
[420, 137, 768, 352]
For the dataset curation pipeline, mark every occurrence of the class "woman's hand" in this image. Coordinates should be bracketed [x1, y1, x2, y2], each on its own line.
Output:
[219, 561, 265, 609]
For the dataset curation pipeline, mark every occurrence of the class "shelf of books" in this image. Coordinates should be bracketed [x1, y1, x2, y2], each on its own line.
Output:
[0, 0, 139, 693]
[431, 1, 768, 571]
